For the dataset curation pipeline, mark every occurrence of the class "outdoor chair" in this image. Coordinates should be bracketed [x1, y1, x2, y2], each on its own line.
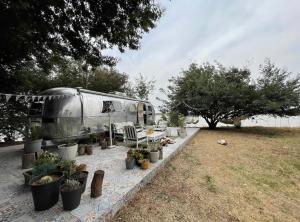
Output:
[124, 125, 147, 149]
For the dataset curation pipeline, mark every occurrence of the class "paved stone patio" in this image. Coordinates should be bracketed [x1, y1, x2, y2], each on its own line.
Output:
[0, 128, 199, 222]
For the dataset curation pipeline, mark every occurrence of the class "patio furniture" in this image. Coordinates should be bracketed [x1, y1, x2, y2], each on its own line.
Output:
[112, 122, 134, 140]
[146, 131, 167, 142]
[124, 126, 147, 149]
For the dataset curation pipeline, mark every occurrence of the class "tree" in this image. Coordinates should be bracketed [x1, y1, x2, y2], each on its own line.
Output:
[0, 0, 163, 78]
[256, 59, 300, 116]
[166, 61, 300, 129]
[125, 74, 155, 100]
[165, 63, 257, 129]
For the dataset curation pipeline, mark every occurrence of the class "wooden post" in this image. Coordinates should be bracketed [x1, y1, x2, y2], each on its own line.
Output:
[91, 170, 105, 198]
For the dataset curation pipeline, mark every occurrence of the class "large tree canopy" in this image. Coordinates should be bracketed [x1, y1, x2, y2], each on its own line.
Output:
[165, 60, 300, 129]
[0, 0, 163, 77]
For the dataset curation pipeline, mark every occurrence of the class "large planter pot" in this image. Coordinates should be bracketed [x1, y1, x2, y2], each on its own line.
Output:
[61, 185, 82, 211]
[29, 171, 63, 211]
[24, 139, 42, 154]
[150, 151, 159, 163]
[125, 158, 135, 169]
[71, 171, 89, 194]
[58, 144, 78, 160]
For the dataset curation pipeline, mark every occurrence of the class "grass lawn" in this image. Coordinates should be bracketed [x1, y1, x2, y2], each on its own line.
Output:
[113, 127, 300, 222]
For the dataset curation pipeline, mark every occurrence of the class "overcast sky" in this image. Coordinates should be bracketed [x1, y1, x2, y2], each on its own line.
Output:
[109, 0, 300, 107]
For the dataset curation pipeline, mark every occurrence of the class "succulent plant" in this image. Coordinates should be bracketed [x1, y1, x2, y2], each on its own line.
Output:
[62, 179, 81, 192]
[37, 175, 53, 184]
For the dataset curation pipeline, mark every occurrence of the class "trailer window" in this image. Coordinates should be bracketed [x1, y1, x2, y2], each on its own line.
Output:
[102, 101, 122, 113]
[148, 106, 153, 115]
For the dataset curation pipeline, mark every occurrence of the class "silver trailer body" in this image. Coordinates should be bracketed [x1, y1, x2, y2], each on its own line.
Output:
[29, 88, 155, 142]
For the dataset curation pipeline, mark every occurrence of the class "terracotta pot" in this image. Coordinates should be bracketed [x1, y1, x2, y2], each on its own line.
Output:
[78, 144, 86, 155]
[85, 145, 93, 155]
[141, 160, 150, 170]
[76, 164, 87, 172]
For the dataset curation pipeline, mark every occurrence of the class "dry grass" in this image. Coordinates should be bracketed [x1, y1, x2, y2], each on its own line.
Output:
[113, 127, 300, 222]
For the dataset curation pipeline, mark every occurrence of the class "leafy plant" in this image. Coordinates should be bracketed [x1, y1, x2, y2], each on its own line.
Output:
[32, 151, 62, 177]
[28, 126, 42, 140]
[178, 114, 185, 128]
[149, 142, 160, 152]
[58, 160, 78, 178]
[62, 179, 81, 192]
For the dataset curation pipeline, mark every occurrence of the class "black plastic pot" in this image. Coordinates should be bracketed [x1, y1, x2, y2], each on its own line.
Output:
[61, 185, 82, 211]
[71, 171, 89, 194]
[29, 171, 63, 211]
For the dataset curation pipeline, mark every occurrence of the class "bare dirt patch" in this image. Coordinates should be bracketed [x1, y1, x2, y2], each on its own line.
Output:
[113, 127, 300, 222]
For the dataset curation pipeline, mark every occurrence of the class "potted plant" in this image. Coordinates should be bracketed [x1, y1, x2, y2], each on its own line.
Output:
[125, 157, 135, 169]
[149, 143, 159, 163]
[127, 149, 134, 158]
[29, 171, 64, 211]
[58, 140, 78, 160]
[178, 114, 187, 138]
[71, 171, 89, 194]
[141, 159, 150, 170]
[28, 151, 62, 183]
[61, 179, 82, 211]
[57, 160, 78, 179]
[24, 126, 43, 154]
[134, 151, 144, 167]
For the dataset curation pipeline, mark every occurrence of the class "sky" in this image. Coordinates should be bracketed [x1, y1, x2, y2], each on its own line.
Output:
[108, 0, 300, 108]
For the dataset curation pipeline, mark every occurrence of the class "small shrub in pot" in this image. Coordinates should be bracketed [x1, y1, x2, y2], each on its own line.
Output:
[149, 143, 159, 163]
[61, 179, 82, 211]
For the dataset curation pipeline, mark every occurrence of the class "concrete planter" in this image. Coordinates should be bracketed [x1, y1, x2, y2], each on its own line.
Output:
[58, 144, 78, 160]
[24, 139, 42, 154]
[125, 158, 135, 169]
[167, 127, 179, 137]
[150, 151, 159, 163]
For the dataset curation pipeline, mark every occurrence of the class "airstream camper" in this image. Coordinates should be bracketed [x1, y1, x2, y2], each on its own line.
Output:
[29, 87, 155, 144]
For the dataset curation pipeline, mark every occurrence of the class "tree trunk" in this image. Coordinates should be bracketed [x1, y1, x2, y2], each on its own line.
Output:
[91, 170, 105, 198]
[208, 121, 218, 130]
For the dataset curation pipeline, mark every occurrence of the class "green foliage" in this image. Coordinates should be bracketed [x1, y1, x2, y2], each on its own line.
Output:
[149, 142, 160, 152]
[256, 59, 300, 116]
[178, 114, 186, 128]
[58, 160, 78, 178]
[62, 179, 81, 192]
[125, 74, 156, 100]
[32, 151, 62, 177]
[165, 60, 300, 129]
[168, 112, 180, 127]
[29, 126, 42, 140]
[0, 1, 163, 77]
